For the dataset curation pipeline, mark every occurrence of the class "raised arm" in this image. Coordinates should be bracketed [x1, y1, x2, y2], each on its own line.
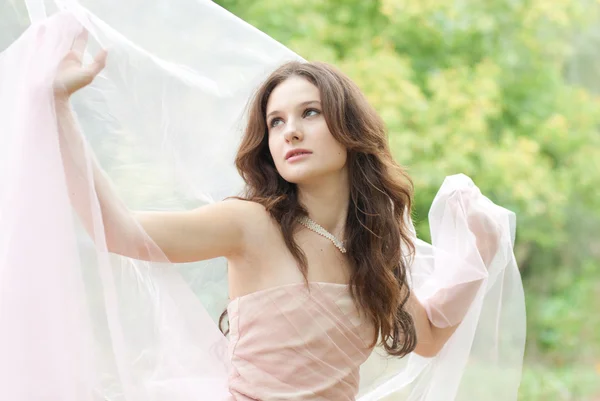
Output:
[408, 189, 502, 357]
[54, 29, 248, 263]
[131, 202, 251, 263]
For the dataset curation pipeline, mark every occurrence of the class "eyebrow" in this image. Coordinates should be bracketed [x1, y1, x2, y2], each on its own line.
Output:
[266, 100, 321, 120]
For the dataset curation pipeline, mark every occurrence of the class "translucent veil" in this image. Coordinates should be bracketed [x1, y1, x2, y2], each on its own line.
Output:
[0, 1, 526, 400]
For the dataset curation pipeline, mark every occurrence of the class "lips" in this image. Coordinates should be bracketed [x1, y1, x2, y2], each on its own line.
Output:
[285, 148, 312, 160]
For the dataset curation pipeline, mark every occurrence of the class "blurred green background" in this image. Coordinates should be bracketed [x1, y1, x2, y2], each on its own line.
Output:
[212, 1, 600, 400]
[2, 0, 598, 398]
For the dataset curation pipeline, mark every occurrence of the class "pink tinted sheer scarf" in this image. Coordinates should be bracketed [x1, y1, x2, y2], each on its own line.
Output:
[0, 3, 525, 401]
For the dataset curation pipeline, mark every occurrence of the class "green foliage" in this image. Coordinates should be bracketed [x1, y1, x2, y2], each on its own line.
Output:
[519, 363, 600, 401]
[527, 260, 600, 361]
[215, 0, 600, 398]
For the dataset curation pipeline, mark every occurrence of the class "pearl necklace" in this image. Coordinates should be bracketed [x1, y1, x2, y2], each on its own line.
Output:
[297, 215, 347, 254]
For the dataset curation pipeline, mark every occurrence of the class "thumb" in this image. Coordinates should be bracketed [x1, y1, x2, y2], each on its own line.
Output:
[86, 48, 108, 77]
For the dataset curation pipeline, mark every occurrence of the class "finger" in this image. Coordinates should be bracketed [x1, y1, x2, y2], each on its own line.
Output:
[86, 49, 108, 77]
[71, 29, 88, 56]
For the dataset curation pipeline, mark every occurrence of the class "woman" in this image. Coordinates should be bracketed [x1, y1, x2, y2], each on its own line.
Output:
[0, 6, 524, 401]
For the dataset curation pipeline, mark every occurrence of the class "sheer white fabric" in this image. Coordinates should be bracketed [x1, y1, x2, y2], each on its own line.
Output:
[0, 2, 526, 400]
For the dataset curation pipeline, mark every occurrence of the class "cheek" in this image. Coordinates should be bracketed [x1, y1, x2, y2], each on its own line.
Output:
[328, 139, 347, 165]
[336, 148, 348, 167]
[268, 136, 277, 157]
[268, 137, 283, 167]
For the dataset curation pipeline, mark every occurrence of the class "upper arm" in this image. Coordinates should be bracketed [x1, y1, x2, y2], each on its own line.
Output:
[407, 292, 438, 358]
[408, 291, 460, 358]
[130, 199, 259, 263]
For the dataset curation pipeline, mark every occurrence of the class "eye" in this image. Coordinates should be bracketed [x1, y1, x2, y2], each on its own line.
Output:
[269, 117, 283, 128]
[304, 108, 320, 118]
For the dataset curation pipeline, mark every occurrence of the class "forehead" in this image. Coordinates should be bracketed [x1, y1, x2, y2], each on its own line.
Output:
[266, 76, 320, 112]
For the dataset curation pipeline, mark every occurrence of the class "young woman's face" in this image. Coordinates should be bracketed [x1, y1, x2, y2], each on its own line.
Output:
[266, 76, 347, 185]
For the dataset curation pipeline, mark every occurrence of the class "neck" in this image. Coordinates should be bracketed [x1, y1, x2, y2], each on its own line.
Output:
[297, 169, 350, 239]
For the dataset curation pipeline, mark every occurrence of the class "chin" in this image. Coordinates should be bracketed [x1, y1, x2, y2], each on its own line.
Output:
[280, 168, 337, 186]
[280, 172, 311, 185]
[277, 167, 314, 185]
[276, 161, 347, 185]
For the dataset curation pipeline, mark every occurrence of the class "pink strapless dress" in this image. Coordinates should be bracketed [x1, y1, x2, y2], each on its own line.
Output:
[226, 283, 375, 400]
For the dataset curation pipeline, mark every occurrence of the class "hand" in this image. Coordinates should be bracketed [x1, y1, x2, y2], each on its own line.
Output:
[53, 29, 107, 98]
[447, 186, 501, 266]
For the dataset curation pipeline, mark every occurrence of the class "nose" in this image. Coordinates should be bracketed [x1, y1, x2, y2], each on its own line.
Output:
[283, 119, 303, 143]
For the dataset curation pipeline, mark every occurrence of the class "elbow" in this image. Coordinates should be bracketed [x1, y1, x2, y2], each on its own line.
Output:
[412, 340, 442, 358]
[103, 226, 146, 260]
[413, 325, 444, 358]
[413, 323, 459, 358]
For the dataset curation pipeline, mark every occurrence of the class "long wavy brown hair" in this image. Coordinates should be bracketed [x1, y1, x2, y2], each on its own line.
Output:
[222, 61, 417, 357]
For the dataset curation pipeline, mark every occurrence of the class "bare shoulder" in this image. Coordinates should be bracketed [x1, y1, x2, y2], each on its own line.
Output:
[221, 198, 274, 234]
[221, 198, 270, 218]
